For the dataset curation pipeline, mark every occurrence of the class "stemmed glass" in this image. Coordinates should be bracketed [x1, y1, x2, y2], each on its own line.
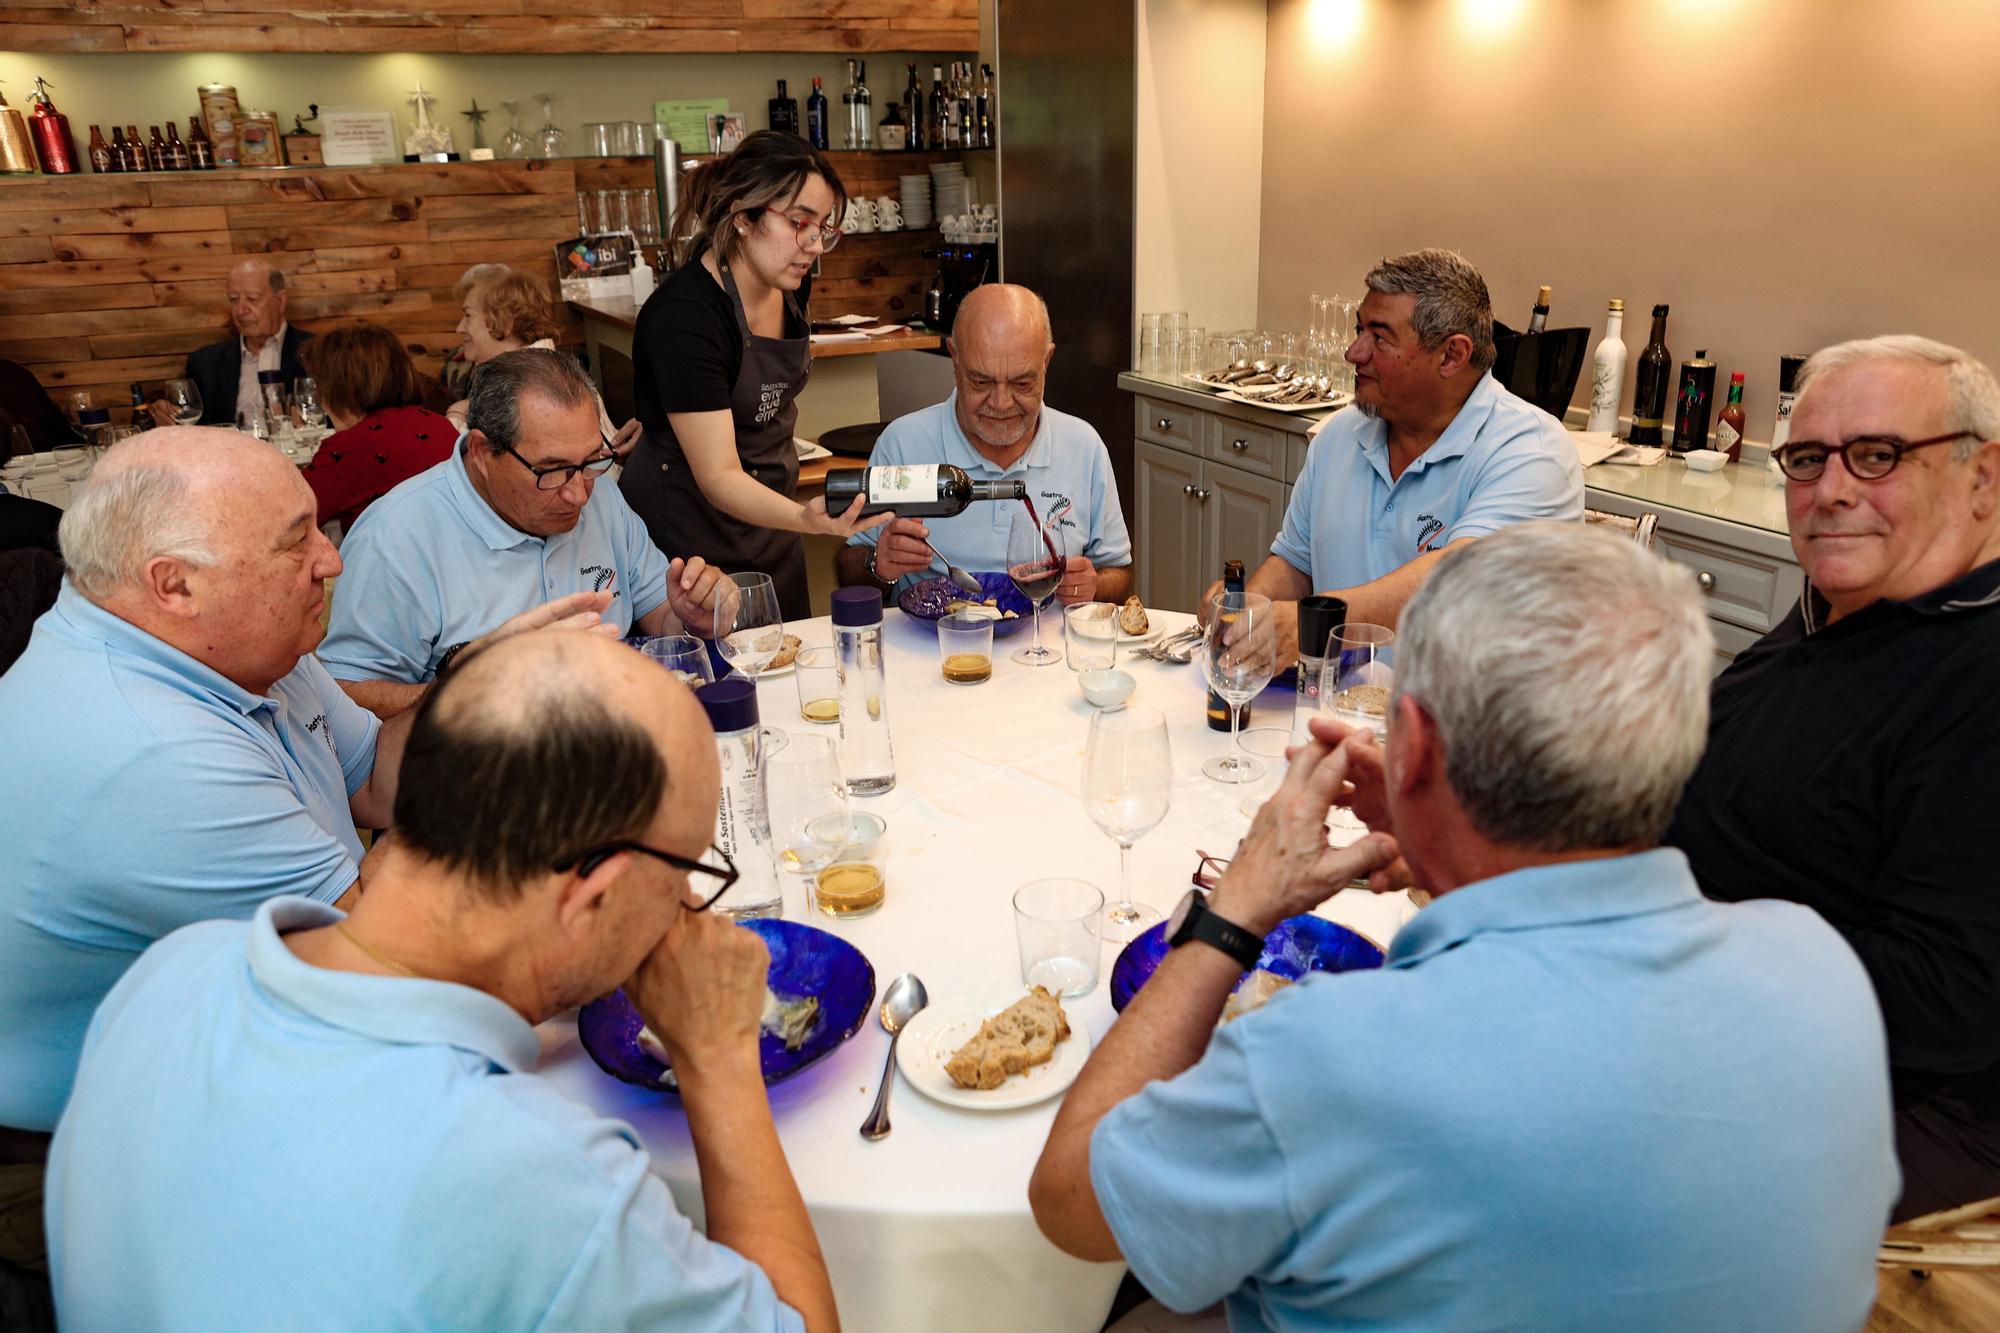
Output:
[1201, 589, 1277, 783]
[535, 93, 565, 160]
[293, 377, 326, 430]
[1083, 704, 1171, 942]
[1007, 502, 1065, 666]
[161, 378, 203, 427]
[640, 633, 714, 689]
[712, 571, 780, 681]
[499, 101, 530, 160]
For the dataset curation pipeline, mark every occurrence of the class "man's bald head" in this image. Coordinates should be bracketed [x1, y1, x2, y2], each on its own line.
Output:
[226, 259, 289, 343]
[392, 631, 717, 902]
[949, 284, 1056, 458]
[952, 283, 1052, 357]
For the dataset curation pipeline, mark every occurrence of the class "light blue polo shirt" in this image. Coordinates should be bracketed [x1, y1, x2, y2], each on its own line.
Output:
[1272, 373, 1583, 592]
[0, 585, 377, 1132]
[846, 393, 1132, 592]
[1091, 849, 1898, 1331]
[48, 897, 803, 1332]
[320, 439, 672, 684]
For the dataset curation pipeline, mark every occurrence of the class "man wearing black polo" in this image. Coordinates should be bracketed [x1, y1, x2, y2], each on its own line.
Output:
[1669, 334, 2000, 1222]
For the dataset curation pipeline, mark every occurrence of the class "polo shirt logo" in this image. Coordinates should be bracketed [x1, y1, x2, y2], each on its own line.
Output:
[1415, 515, 1445, 553]
[305, 713, 336, 757]
[1041, 491, 1078, 529]
[581, 564, 617, 594]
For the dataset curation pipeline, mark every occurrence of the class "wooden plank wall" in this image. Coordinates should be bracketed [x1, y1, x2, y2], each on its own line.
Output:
[0, 151, 966, 409]
[0, 0, 977, 54]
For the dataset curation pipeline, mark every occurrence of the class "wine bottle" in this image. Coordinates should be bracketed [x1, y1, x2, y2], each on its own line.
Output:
[904, 63, 926, 151]
[841, 60, 858, 150]
[1715, 372, 1747, 462]
[1627, 303, 1672, 445]
[930, 64, 948, 149]
[127, 382, 148, 429]
[976, 64, 994, 147]
[1527, 285, 1551, 333]
[805, 77, 829, 151]
[1585, 299, 1627, 433]
[824, 464, 1025, 518]
[956, 62, 974, 148]
[1206, 560, 1249, 733]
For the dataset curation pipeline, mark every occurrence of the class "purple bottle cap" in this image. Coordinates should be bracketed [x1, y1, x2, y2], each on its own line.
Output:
[695, 678, 758, 733]
[831, 586, 883, 627]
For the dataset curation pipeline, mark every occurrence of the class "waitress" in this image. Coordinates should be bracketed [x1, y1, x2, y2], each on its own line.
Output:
[624, 131, 888, 620]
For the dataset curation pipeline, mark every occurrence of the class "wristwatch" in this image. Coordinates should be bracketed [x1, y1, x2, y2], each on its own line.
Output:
[1167, 890, 1264, 970]
[863, 545, 893, 587]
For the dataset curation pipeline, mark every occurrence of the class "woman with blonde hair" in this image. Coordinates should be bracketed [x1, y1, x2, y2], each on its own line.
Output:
[446, 266, 634, 454]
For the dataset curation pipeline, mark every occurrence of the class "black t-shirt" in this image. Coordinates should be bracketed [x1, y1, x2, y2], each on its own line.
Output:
[0, 491, 61, 555]
[1668, 559, 2000, 1136]
[632, 257, 812, 450]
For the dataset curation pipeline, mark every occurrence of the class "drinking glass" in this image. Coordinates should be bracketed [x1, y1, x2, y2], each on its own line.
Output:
[1013, 878, 1104, 997]
[1320, 622, 1395, 744]
[766, 732, 851, 888]
[1006, 502, 1065, 666]
[793, 646, 839, 722]
[713, 572, 782, 680]
[1137, 313, 1162, 375]
[293, 377, 326, 429]
[1173, 325, 1206, 380]
[1083, 704, 1171, 942]
[1234, 726, 1295, 818]
[937, 611, 994, 684]
[1063, 602, 1118, 672]
[1201, 589, 1276, 783]
[641, 633, 715, 689]
[162, 377, 203, 427]
[236, 402, 272, 444]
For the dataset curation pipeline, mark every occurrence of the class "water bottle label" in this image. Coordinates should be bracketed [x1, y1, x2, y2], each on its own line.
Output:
[868, 464, 939, 506]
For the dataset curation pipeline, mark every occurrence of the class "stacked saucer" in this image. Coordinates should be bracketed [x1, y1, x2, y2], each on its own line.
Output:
[928, 161, 969, 219]
[899, 173, 933, 229]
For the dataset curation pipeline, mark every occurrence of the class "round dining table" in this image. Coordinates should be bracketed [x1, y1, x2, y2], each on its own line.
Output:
[535, 604, 1422, 1333]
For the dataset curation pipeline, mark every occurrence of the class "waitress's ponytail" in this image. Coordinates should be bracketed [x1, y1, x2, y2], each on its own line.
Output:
[666, 130, 847, 272]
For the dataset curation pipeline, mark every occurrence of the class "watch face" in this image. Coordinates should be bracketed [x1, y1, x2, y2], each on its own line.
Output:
[1167, 888, 1200, 940]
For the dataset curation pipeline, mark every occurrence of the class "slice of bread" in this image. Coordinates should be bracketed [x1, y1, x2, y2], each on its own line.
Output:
[945, 986, 1072, 1090]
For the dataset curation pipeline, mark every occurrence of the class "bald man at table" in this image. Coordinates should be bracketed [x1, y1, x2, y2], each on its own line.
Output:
[46, 632, 838, 1333]
[838, 284, 1134, 605]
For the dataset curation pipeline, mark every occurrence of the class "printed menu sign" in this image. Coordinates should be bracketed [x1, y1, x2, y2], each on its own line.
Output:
[319, 109, 399, 166]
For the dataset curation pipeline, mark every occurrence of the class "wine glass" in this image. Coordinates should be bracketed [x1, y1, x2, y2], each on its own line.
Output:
[1201, 590, 1276, 783]
[713, 572, 781, 681]
[499, 101, 530, 160]
[1083, 704, 1171, 942]
[1006, 501, 1065, 666]
[639, 633, 714, 689]
[766, 732, 850, 884]
[293, 377, 326, 430]
[161, 378, 203, 427]
[535, 93, 566, 160]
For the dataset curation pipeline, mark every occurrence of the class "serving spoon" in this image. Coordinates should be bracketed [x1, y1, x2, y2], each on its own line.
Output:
[924, 541, 984, 597]
[860, 973, 929, 1141]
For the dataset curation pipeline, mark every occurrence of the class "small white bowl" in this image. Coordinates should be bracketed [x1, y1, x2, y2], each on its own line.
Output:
[1078, 668, 1136, 710]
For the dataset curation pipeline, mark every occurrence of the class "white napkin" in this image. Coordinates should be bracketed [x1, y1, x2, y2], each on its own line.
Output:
[1571, 430, 1667, 468]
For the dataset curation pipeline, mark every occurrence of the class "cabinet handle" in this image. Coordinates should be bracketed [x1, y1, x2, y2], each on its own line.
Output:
[1194, 487, 1212, 502]
[1182, 483, 1196, 497]
[1696, 571, 1716, 591]
[1230, 438, 1250, 451]
[1157, 416, 1174, 431]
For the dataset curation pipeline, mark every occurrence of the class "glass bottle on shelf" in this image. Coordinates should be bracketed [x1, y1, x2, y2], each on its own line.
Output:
[806, 76, 829, 150]
[903, 63, 926, 151]
[853, 60, 873, 149]
[929, 63, 948, 149]
[768, 79, 799, 136]
[186, 116, 214, 169]
[956, 62, 973, 148]
[841, 59, 858, 149]
[976, 63, 994, 147]
[108, 125, 132, 172]
[163, 121, 189, 170]
[534, 93, 564, 160]
[88, 124, 112, 173]
[148, 126, 169, 172]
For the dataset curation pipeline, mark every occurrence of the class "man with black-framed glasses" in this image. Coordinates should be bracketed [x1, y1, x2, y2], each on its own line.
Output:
[46, 629, 839, 1332]
[1671, 333, 2000, 1224]
[322, 347, 729, 719]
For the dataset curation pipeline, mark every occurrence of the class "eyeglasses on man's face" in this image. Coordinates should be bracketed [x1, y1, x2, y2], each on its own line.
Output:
[501, 437, 618, 491]
[553, 841, 739, 911]
[750, 207, 842, 254]
[1772, 430, 1978, 483]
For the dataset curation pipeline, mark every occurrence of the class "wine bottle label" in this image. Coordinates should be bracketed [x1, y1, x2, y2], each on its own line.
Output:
[867, 464, 940, 506]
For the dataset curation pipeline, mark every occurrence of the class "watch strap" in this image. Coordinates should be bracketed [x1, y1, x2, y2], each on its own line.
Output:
[1177, 897, 1265, 970]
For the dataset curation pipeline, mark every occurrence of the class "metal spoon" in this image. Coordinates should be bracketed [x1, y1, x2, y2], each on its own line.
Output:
[924, 542, 983, 596]
[860, 973, 929, 1141]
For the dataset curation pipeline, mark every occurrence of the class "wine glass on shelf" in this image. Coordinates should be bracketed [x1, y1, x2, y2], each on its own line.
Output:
[1006, 501, 1065, 666]
[766, 732, 850, 883]
[1083, 704, 1172, 943]
[1201, 589, 1276, 783]
[712, 571, 781, 681]
[161, 378, 203, 427]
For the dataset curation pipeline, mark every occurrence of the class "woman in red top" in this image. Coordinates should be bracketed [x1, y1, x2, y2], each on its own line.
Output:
[298, 323, 456, 533]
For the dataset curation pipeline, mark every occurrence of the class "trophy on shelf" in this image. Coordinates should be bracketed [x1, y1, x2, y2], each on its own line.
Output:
[462, 99, 493, 161]
[498, 101, 529, 160]
[404, 77, 455, 163]
[534, 92, 565, 160]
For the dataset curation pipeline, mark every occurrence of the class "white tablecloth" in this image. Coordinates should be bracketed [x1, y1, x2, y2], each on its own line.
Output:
[535, 607, 1421, 1333]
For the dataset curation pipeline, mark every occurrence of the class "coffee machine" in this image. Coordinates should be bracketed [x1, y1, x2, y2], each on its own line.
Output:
[922, 241, 997, 333]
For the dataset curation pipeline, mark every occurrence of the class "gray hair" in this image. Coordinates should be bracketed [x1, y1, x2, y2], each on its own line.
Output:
[58, 453, 218, 597]
[1796, 335, 2000, 461]
[453, 262, 510, 301]
[1394, 523, 1712, 852]
[1365, 248, 1497, 375]
[463, 347, 598, 454]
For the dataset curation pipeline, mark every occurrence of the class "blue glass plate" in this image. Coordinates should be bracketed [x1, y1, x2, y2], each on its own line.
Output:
[897, 573, 1034, 637]
[577, 919, 876, 1093]
[1110, 914, 1385, 1012]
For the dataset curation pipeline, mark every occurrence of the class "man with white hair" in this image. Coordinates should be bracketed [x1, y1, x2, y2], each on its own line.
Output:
[0, 428, 607, 1289]
[147, 258, 313, 428]
[1670, 334, 2000, 1222]
[838, 283, 1133, 605]
[1033, 524, 1896, 1329]
[1213, 249, 1582, 660]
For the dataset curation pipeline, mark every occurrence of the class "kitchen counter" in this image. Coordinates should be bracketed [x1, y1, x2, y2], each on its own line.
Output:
[567, 296, 942, 358]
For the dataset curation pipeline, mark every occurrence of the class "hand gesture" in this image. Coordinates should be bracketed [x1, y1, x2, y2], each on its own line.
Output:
[627, 906, 772, 1077]
[665, 556, 725, 637]
[609, 418, 644, 460]
[479, 589, 619, 649]
[803, 492, 895, 539]
[872, 517, 937, 582]
[1054, 555, 1099, 606]
[1308, 715, 1415, 895]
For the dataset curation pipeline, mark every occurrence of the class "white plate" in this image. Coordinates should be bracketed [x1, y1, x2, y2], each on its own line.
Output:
[896, 989, 1092, 1111]
[1219, 388, 1348, 414]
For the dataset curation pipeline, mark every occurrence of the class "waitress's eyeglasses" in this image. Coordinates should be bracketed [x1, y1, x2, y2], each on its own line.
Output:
[749, 207, 843, 254]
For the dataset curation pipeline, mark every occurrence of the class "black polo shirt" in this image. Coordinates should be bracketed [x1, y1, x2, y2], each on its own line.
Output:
[1669, 559, 2000, 1137]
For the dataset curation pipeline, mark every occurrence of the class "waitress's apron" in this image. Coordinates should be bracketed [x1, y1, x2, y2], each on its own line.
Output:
[622, 259, 813, 619]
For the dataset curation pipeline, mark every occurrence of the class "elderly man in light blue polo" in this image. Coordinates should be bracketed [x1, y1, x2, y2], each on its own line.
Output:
[1224, 249, 1582, 663]
[321, 347, 723, 719]
[48, 632, 837, 1332]
[1033, 525, 1897, 1331]
[837, 283, 1133, 606]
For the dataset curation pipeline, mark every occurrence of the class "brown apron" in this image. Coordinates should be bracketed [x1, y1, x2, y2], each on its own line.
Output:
[621, 258, 813, 620]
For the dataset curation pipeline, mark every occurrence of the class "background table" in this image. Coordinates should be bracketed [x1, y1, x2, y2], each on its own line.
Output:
[536, 606, 1421, 1333]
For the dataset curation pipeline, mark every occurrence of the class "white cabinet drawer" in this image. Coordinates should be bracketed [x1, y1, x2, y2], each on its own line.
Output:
[1655, 530, 1799, 633]
[1203, 414, 1284, 481]
[1133, 394, 1199, 451]
[1706, 616, 1762, 671]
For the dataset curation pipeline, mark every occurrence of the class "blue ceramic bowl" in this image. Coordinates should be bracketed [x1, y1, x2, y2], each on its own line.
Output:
[1110, 914, 1385, 1012]
[897, 573, 1034, 637]
[578, 919, 876, 1093]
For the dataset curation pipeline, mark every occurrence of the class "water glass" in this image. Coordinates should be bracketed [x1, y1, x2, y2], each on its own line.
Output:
[1234, 727, 1295, 819]
[293, 377, 325, 429]
[1012, 878, 1104, 998]
[1063, 602, 1118, 672]
[642, 634, 715, 689]
[815, 810, 887, 917]
[1320, 622, 1395, 743]
[767, 732, 849, 882]
[793, 646, 839, 723]
[1138, 313, 1162, 375]
[937, 611, 994, 684]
